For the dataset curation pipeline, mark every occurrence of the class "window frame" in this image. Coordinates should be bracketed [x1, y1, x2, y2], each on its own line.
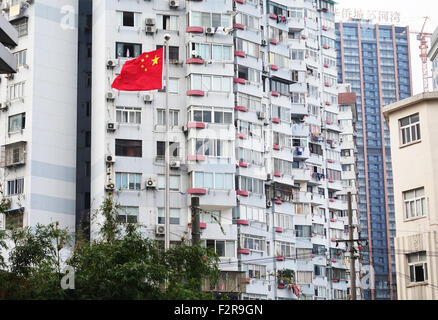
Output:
[399, 113, 421, 147]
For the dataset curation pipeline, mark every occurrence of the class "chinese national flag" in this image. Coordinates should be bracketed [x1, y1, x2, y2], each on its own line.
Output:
[111, 48, 164, 91]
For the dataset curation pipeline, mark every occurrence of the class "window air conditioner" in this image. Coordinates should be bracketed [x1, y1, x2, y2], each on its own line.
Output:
[169, 0, 179, 7]
[144, 94, 153, 103]
[205, 27, 215, 35]
[261, 40, 267, 46]
[106, 91, 116, 100]
[145, 18, 156, 26]
[0, 103, 8, 111]
[145, 25, 157, 34]
[106, 155, 115, 163]
[170, 161, 181, 169]
[146, 176, 158, 188]
[156, 225, 165, 235]
[107, 59, 118, 68]
[107, 122, 116, 131]
[266, 200, 272, 208]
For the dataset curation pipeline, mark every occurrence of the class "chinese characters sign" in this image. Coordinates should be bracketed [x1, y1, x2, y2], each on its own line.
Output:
[335, 7, 401, 24]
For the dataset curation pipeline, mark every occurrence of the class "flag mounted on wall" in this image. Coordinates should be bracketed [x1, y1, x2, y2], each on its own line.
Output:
[111, 48, 164, 91]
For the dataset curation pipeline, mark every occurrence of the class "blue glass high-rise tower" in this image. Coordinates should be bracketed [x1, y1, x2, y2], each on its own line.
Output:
[336, 20, 412, 300]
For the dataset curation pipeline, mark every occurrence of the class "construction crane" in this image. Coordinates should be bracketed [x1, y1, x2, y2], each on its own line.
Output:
[410, 17, 432, 92]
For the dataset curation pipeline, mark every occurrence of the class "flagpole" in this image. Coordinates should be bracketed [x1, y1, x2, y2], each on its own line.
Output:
[164, 34, 171, 251]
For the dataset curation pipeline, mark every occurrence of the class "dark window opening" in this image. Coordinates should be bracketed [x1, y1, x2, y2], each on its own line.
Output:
[123, 12, 135, 27]
[115, 139, 142, 157]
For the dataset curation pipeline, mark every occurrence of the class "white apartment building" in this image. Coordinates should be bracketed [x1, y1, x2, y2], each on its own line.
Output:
[90, 0, 361, 300]
[0, 0, 78, 233]
[0, 0, 361, 300]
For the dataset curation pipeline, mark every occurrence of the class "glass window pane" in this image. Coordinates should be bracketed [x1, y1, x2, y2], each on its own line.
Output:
[215, 173, 224, 189]
[226, 241, 235, 257]
[205, 173, 213, 189]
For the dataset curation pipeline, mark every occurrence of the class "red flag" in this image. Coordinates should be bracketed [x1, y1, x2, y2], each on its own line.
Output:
[111, 48, 164, 91]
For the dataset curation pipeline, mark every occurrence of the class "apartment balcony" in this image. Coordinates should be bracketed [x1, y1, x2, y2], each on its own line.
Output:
[308, 153, 323, 166]
[288, 17, 305, 31]
[0, 12, 17, 74]
[187, 189, 237, 208]
[291, 168, 311, 182]
[292, 123, 309, 137]
[309, 193, 325, 207]
[328, 197, 347, 211]
[293, 147, 310, 160]
[327, 179, 343, 192]
[0, 141, 26, 168]
[290, 104, 308, 117]
[202, 271, 246, 295]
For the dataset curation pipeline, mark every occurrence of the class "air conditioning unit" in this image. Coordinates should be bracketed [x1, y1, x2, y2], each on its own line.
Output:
[191, 50, 199, 58]
[267, 173, 272, 181]
[257, 111, 265, 120]
[106, 155, 115, 163]
[6, 74, 14, 80]
[145, 18, 156, 26]
[146, 176, 158, 188]
[107, 122, 116, 131]
[145, 25, 157, 34]
[261, 40, 268, 47]
[107, 59, 118, 68]
[169, 0, 179, 7]
[144, 94, 153, 103]
[266, 200, 272, 208]
[106, 91, 116, 100]
[156, 224, 165, 235]
[0, 102, 9, 111]
[263, 66, 269, 73]
[105, 183, 115, 191]
[205, 27, 215, 35]
[170, 161, 181, 169]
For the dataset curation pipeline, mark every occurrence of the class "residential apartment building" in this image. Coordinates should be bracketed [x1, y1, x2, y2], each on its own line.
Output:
[336, 20, 413, 300]
[0, 0, 360, 300]
[429, 26, 438, 91]
[0, 0, 78, 233]
[0, 3, 17, 74]
[383, 91, 438, 300]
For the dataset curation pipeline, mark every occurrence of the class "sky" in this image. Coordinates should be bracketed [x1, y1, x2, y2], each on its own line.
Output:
[335, 0, 438, 95]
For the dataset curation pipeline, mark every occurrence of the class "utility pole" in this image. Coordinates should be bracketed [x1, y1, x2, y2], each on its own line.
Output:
[164, 34, 171, 251]
[347, 192, 357, 300]
[191, 197, 201, 245]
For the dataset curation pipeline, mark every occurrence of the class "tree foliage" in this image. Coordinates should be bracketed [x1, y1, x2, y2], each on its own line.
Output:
[0, 197, 221, 300]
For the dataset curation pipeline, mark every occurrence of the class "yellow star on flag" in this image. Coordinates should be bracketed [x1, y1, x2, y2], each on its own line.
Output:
[152, 55, 160, 66]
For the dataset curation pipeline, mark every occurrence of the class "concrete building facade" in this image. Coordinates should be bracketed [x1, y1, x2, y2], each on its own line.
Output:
[383, 92, 438, 300]
[0, 0, 361, 300]
[429, 26, 438, 91]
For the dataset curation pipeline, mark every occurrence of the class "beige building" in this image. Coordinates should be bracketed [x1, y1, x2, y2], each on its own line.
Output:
[383, 92, 438, 300]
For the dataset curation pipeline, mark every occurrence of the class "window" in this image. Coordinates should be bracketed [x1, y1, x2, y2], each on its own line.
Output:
[238, 176, 264, 194]
[275, 241, 295, 258]
[116, 42, 141, 58]
[160, 78, 179, 93]
[403, 187, 426, 220]
[235, 38, 259, 58]
[333, 289, 346, 300]
[295, 225, 311, 238]
[116, 107, 141, 124]
[204, 240, 235, 257]
[8, 82, 25, 100]
[117, 207, 138, 223]
[189, 74, 231, 92]
[407, 251, 428, 283]
[4, 209, 24, 230]
[156, 141, 179, 159]
[275, 213, 293, 230]
[194, 138, 230, 158]
[158, 208, 180, 225]
[8, 113, 25, 133]
[117, 11, 140, 27]
[400, 113, 421, 146]
[241, 234, 266, 252]
[238, 66, 261, 84]
[297, 248, 312, 260]
[188, 106, 233, 125]
[192, 172, 234, 190]
[7, 178, 24, 196]
[157, 109, 179, 126]
[157, 175, 180, 191]
[236, 205, 266, 223]
[156, 45, 179, 61]
[247, 264, 266, 279]
[297, 271, 312, 284]
[201, 210, 221, 224]
[189, 12, 232, 28]
[156, 14, 178, 30]
[271, 79, 290, 95]
[14, 50, 27, 67]
[115, 139, 142, 157]
[235, 12, 260, 31]
[11, 18, 28, 37]
[115, 173, 141, 191]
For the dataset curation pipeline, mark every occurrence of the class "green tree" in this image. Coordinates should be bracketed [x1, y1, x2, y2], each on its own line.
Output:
[0, 196, 220, 300]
